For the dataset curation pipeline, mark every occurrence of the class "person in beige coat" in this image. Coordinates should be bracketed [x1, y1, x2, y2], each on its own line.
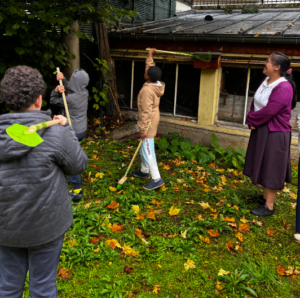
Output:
[132, 48, 165, 190]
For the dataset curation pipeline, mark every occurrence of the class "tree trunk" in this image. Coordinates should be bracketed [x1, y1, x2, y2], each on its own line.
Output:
[63, 21, 80, 80]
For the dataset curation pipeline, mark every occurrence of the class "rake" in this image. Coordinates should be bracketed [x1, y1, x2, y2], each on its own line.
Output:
[117, 122, 152, 190]
[146, 48, 212, 62]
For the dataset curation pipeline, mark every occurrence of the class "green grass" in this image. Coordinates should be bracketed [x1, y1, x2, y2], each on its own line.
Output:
[23, 136, 300, 298]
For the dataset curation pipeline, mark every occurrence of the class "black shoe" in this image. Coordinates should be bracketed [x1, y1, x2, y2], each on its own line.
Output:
[250, 204, 274, 217]
[246, 195, 266, 204]
[132, 170, 150, 179]
[70, 190, 84, 202]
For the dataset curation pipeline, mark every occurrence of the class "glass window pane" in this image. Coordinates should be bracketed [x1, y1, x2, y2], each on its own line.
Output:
[218, 67, 248, 124]
[115, 60, 132, 109]
[133, 61, 146, 109]
[156, 63, 176, 114]
[290, 70, 300, 131]
[245, 68, 265, 121]
[176, 64, 200, 118]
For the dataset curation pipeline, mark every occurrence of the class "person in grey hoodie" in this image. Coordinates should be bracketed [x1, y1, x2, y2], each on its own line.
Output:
[0, 65, 88, 298]
[50, 69, 89, 202]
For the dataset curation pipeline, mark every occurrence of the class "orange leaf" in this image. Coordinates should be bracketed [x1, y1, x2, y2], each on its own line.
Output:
[135, 214, 145, 220]
[111, 223, 124, 232]
[207, 229, 220, 237]
[108, 201, 119, 209]
[70, 240, 77, 248]
[172, 186, 181, 191]
[266, 229, 276, 236]
[239, 223, 250, 233]
[226, 241, 233, 251]
[222, 216, 235, 223]
[58, 267, 70, 279]
[147, 211, 156, 220]
[235, 232, 244, 242]
[134, 228, 143, 238]
[276, 265, 286, 276]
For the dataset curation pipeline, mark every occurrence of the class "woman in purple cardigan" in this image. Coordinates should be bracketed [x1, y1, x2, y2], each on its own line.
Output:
[244, 52, 297, 217]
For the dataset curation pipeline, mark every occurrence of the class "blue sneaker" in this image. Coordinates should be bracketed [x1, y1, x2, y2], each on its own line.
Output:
[132, 170, 150, 179]
[143, 179, 164, 191]
[70, 189, 84, 202]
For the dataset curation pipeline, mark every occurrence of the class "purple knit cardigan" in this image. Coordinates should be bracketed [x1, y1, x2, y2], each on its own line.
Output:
[246, 81, 293, 132]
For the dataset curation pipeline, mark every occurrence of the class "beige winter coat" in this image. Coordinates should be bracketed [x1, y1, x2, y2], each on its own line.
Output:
[137, 57, 165, 139]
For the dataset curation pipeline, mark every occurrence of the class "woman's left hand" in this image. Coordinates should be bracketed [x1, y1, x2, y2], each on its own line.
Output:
[250, 126, 256, 130]
[54, 115, 68, 126]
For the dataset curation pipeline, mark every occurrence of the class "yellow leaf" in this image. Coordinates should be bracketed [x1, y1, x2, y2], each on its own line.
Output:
[161, 186, 168, 191]
[216, 280, 225, 290]
[254, 33, 259, 37]
[198, 201, 210, 209]
[291, 203, 297, 210]
[285, 266, 294, 275]
[132, 205, 140, 214]
[235, 232, 244, 242]
[177, 179, 185, 183]
[289, 23, 294, 27]
[233, 205, 239, 210]
[181, 230, 188, 239]
[141, 238, 149, 245]
[240, 216, 249, 223]
[153, 285, 161, 294]
[158, 162, 164, 166]
[163, 165, 170, 170]
[184, 259, 196, 271]
[199, 235, 210, 243]
[94, 248, 100, 253]
[218, 268, 230, 276]
[85, 202, 92, 209]
[195, 214, 204, 221]
[157, 264, 162, 268]
[227, 169, 234, 172]
[220, 176, 227, 185]
[106, 239, 121, 249]
[108, 186, 117, 192]
[88, 171, 91, 180]
[283, 187, 291, 193]
[169, 206, 180, 216]
[95, 172, 104, 178]
[168, 233, 178, 238]
[252, 219, 263, 226]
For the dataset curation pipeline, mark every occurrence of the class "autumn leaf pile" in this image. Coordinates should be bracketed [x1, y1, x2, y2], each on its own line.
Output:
[55, 136, 300, 297]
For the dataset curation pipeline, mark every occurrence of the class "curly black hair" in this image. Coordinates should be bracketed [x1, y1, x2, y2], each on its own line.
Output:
[0, 65, 46, 111]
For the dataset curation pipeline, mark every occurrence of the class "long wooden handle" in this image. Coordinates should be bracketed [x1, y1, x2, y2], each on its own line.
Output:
[56, 67, 72, 126]
[146, 48, 186, 56]
[27, 120, 60, 134]
[124, 122, 152, 177]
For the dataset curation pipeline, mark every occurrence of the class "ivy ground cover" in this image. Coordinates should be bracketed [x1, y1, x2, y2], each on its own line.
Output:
[23, 133, 300, 298]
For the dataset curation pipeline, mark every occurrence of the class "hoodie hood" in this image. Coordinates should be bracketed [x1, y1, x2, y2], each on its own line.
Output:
[67, 69, 90, 94]
[0, 110, 52, 161]
[144, 81, 165, 98]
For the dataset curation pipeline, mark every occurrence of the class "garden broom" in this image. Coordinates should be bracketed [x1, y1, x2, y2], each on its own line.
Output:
[117, 122, 152, 190]
[146, 48, 212, 62]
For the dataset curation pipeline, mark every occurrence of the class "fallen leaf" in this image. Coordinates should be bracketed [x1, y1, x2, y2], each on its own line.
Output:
[198, 201, 210, 209]
[195, 214, 204, 221]
[291, 203, 297, 210]
[218, 268, 230, 276]
[199, 235, 210, 243]
[124, 266, 134, 274]
[184, 259, 196, 271]
[108, 186, 117, 192]
[111, 223, 124, 232]
[58, 267, 70, 279]
[289, 23, 294, 27]
[153, 285, 161, 294]
[132, 205, 140, 214]
[216, 280, 225, 290]
[254, 33, 259, 37]
[108, 201, 119, 209]
[285, 266, 294, 275]
[168, 233, 178, 238]
[94, 248, 100, 253]
[277, 265, 286, 275]
[267, 27, 271, 30]
[164, 165, 170, 170]
[85, 202, 92, 210]
[95, 172, 104, 178]
[147, 211, 156, 220]
[169, 206, 180, 216]
[239, 223, 250, 233]
[208, 229, 220, 237]
[157, 264, 162, 268]
[235, 232, 244, 242]
[266, 229, 276, 237]
[106, 239, 121, 249]
[181, 230, 187, 239]
[70, 240, 77, 248]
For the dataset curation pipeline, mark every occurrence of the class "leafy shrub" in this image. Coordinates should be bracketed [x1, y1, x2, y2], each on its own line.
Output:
[155, 133, 245, 169]
[242, 7, 259, 13]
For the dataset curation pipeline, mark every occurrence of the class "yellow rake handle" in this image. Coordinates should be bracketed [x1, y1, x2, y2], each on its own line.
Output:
[27, 120, 60, 134]
[56, 67, 72, 126]
[146, 48, 187, 56]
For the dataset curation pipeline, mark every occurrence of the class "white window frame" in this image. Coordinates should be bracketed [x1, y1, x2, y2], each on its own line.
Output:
[115, 59, 200, 119]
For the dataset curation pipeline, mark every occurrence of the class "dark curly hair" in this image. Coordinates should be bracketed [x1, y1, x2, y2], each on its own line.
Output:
[0, 65, 46, 111]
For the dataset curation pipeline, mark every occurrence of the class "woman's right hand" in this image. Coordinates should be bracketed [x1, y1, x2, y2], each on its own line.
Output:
[250, 126, 256, 130]
[54, 115, 68, 126]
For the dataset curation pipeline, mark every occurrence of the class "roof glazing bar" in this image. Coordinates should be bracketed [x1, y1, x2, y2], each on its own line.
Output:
[239, 11, 283, 35]
[172, 13, 241, 34]
[277, 14, 300, 36]
[204, 12, 263, 34]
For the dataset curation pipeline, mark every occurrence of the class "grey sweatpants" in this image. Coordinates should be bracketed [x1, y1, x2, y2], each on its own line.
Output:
[0, 235, 64, 298]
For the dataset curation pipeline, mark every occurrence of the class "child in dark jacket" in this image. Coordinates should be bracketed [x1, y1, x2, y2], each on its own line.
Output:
[0, 65, 88, 297]
[50, 69, 89, 201]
